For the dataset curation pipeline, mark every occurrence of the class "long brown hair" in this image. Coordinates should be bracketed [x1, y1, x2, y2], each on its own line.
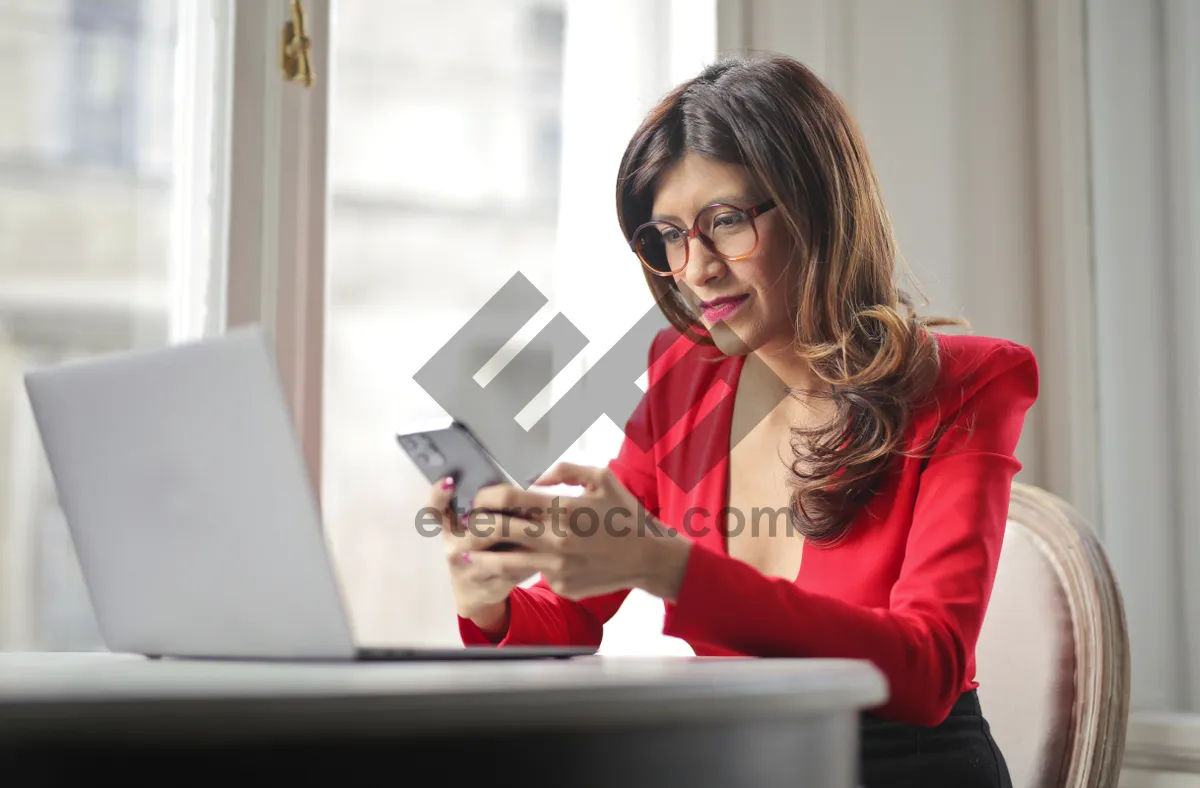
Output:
[615, 53, 963, 545]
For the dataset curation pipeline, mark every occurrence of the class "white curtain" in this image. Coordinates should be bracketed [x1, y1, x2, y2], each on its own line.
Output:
[1087, 0, 1200, 714]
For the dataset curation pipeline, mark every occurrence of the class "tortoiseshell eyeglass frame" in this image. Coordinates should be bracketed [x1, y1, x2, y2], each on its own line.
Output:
[629, 199, 778, 277]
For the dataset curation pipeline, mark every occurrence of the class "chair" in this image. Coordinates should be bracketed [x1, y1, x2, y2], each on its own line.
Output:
[974, 482, 1131, 788]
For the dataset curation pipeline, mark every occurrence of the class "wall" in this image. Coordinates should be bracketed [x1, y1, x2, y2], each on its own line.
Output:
[1121, 772, 1200, 788]
[719, 0, 1047, 486]
[1088, 0, 1200, 777]
[1087, 0, 1200, 716]
[720, 0, 1200, 781]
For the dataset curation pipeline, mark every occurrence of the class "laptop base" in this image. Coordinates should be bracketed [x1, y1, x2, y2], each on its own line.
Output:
[355, 646, 596, 661]
[141, 646, 597, 662]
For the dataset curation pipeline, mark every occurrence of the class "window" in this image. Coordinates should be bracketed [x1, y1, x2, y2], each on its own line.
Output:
[0, 0, 715, 657]
[321, 0, 714, 650]
[0, 0, 222, 651]
[67, 0, 142, 168]
[322, 0, 569, 645]
[526, 3, 565, 53]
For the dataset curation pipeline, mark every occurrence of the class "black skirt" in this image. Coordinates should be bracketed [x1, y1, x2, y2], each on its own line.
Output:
[859, 690, 1013, 788]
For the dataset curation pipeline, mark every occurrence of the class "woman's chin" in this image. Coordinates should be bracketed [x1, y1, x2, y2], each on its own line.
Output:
[706, 315, 796, 358]
[708, 321, 757, 356]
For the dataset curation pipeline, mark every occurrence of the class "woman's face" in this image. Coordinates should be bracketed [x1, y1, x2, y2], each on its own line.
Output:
[649, 152, 797, 357]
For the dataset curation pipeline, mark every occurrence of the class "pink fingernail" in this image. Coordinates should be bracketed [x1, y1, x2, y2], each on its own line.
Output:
[441, 476, 455, 489]
[460, 552, 471, 564]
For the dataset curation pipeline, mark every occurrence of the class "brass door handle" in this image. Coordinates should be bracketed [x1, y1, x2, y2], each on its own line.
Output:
[281, 0, 314, 87]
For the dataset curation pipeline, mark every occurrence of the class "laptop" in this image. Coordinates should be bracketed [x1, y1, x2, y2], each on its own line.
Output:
[23, 326, 594, 662]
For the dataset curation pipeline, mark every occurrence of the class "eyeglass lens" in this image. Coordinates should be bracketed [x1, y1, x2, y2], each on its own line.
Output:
[633, 204, 759, 274]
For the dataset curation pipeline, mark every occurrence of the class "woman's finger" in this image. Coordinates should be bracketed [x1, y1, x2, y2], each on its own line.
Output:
[454, 514, 553, 552]
[465, 549, 561, 583]
[471, 483, 562, 521]
[427, 475, 456, 509]
[531, 461, 602, 490]
[428, 476, 465, 540]
[444, 548, 549, 600]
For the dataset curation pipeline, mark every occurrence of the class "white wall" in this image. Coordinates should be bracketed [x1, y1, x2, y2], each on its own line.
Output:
[719, 0, 1047, 490]
[1121, 773, 1200, 788]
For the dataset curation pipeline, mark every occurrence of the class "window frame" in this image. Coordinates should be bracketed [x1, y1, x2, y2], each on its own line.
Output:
[223, 0, 331, 497]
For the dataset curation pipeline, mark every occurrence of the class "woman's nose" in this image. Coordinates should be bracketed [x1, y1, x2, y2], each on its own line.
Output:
[679, 236, 724, 287]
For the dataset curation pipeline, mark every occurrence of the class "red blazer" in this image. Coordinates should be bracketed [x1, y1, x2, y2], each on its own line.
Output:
[459, 328, 1039, 726]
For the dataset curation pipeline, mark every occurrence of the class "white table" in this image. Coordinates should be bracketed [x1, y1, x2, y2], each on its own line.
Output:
[0, 652, 887, 786]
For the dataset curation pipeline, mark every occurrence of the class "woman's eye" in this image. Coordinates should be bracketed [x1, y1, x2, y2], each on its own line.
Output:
[714, 212, 748, 228]
[661, 229, 684, 244]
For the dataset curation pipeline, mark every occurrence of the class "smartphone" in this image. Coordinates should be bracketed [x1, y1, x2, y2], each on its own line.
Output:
[396, 420, 524, 551]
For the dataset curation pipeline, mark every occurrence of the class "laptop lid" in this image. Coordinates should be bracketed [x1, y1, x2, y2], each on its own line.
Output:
[23, 327, 358, 660]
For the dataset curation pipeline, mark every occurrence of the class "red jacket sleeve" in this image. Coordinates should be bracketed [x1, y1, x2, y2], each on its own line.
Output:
[660, 342, 1039, 726]
[458, 334, 668, 648]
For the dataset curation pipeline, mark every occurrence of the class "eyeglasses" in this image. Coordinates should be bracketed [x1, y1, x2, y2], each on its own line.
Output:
[629, 199, 777, 277]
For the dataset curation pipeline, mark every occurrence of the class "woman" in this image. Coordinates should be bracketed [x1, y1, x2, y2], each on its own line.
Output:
[426, 53, 1034, 787]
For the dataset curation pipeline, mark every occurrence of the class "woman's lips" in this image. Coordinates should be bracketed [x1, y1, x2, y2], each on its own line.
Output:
[700, 294, 749, 323]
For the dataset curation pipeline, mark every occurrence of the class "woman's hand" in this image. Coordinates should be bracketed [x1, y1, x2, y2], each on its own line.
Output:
[461, 462, 694, 603]
[426, 476, 540, 639]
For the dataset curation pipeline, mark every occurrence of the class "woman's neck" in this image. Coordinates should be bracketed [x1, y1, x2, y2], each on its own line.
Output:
[737, 340, 834, 428]
[743, 339, 824, 395]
